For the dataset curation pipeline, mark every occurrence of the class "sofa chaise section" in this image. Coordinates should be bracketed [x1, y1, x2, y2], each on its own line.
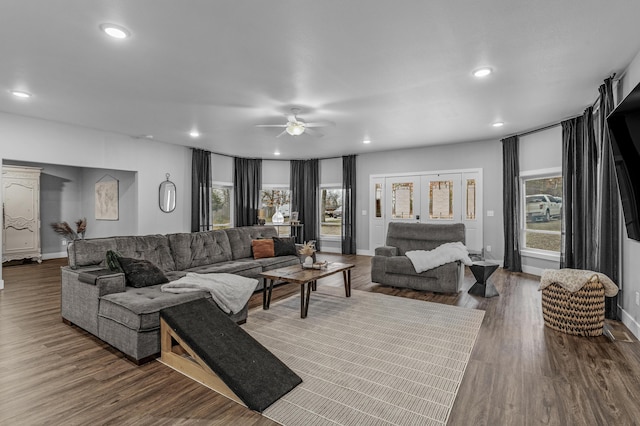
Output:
[60, 226, 301, 363]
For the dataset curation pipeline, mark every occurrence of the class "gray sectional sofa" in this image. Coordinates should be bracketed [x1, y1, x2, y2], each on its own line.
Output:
[371, 222, 466, 293]
[61, 226, 301, 364]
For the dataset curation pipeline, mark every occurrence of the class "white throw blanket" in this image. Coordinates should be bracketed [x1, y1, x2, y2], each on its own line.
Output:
[161, 273, 258, 314]
[405, 242, 473, 273]
[539, 268, 618, 297]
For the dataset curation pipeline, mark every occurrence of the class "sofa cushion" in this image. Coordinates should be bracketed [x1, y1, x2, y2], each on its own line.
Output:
[99, 285, 211, 331]
[386, 255, 459, 278]
[254, 255, 300, 271]
[184, 260, 263, 279]
[118, 257, 170, 288]
[385, 222, 465, 255]
[273, 237, 297, 256]
[252, 239, 275, 259]
[225, 226, 278, 260]
[68, 238, 118, 269]
[168, 230, 232, 270]
[113, 235, 176, 273]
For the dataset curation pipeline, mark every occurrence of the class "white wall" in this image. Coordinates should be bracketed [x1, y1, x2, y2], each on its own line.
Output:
[356, 139, 504, 261]
[1, 112, 192, 288]
[617, 49, 640, 337]
[519, 125, 563, 275]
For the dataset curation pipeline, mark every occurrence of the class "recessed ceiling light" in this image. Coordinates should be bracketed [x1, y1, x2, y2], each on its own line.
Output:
[274, 151, 281, 156]
[473, 67, 493, 78]
[189, 130, 200, 138]
[100, 23, 130, 39]
[492, 121, 504, 127]
[10, 90, 32, 98]
[363, 139, 371, 144]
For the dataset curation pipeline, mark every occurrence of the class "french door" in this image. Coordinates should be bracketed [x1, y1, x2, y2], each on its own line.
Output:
[370, 169, 482, 253]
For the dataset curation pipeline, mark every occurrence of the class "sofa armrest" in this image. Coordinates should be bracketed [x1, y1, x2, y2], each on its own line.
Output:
[375, 246, 398, 257]
[62, 267, 126, 297]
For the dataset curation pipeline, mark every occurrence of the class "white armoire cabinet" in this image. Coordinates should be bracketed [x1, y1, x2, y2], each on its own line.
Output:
[2, 165, 42, 263]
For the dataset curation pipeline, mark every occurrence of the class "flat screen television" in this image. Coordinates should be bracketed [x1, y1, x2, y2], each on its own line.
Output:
[607, 81, 640, 241]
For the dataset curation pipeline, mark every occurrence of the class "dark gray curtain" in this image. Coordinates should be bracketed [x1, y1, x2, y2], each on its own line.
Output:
[191, 148, 211, 232]
[597, 78, 620, 319]
[233, 157, 262, 227]
[290, 159, 319, 247]
[561, 108, 598, 270]
[502, 136, 522, 271]
[342, 155, 357, 254]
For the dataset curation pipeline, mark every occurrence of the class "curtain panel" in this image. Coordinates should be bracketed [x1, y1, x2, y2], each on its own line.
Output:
[191, 148, 212, 232]
[502, 136, 522, 272]
[561, 108, 598, 271]
[233, 157, 262, 227]
[290, 159, 319, 248]
[342, 155, 357, 254]
[597, 77, 620, 319]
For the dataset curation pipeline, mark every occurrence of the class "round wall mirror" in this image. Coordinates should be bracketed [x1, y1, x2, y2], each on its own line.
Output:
[159, 173, 177, 213]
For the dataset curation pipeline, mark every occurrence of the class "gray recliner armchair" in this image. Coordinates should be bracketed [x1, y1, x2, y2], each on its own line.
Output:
[371, 222, 466, 293]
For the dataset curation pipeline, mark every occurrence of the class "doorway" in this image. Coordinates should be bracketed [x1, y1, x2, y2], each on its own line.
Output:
[369, 169, 483, 253]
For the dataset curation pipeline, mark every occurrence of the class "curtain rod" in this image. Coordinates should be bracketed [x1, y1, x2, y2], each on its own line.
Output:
[192, 147, 346, 161]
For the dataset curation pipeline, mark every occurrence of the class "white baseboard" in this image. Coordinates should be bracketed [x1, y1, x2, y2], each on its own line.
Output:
[42, 252, 68, 260]
[620, 308, 640, 340]
[357, 249, 373, 256]
[522, 264, 544, 277]
[320, 247, 341, 254]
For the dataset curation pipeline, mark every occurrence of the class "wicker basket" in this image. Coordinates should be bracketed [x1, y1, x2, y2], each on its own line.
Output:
[541, 278, 605, 337]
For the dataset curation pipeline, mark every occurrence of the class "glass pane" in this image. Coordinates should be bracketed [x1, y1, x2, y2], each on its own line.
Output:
[523, 176, 562, 252]
[375, 183, 382, 218]
[260, 189, 291, 221]
[524, 177, 562, 230]
[466, 179, 476, 220]
[211, 187, 231, 229]
[525, 231, 561, 252]
[391, 182, 413, 219]
[320, 188, 342, 237]
[429, 180, 453, 219]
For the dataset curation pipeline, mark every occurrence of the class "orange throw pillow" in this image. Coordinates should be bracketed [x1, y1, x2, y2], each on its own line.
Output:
[252, 239, 275, 259]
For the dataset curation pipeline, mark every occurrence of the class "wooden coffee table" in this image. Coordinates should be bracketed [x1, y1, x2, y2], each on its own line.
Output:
[260, 262, 354, 318]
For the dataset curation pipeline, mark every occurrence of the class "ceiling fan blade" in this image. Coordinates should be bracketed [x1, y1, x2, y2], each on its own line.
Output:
[255, 124, 287, 128]
[276, 130, 288, 138]
[304, 127, 324, 137]
[304, 121, 335, 128]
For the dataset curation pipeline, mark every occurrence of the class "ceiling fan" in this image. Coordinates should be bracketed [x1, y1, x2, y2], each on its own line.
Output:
[256, 108, 333, 137]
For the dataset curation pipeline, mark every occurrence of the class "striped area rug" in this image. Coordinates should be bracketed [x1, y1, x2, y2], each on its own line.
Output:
[243, 289, 485, 425]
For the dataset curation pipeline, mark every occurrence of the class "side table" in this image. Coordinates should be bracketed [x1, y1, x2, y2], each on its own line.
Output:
[468, 261, 499, 298]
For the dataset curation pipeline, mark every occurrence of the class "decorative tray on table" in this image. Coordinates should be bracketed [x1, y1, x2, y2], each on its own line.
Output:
[302, 261, 329, 270]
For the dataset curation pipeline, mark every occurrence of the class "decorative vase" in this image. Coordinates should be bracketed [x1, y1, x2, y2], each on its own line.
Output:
[272, 208, 284, 224]
[304, 256, 313, 267]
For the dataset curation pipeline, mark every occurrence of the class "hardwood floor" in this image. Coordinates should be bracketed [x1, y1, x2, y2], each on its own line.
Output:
[2, 255, 640, 425]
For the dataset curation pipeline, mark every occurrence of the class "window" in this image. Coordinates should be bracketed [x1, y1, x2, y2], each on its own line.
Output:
[391, 182, 414, 219]
[320, 187, 342, 237]
[260, 187, 291, 234]
[211, 184, 232, 230]
[521, 173, 563, 253]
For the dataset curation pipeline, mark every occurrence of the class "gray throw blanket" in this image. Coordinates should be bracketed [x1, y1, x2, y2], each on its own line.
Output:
[161, 273, 258, 314]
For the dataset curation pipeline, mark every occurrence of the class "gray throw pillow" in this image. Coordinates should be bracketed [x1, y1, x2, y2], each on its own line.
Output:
[273, 237, 297, 256]
[117, 257, 169, 288]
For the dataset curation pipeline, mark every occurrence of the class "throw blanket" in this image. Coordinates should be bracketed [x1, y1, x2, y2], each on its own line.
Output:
[539, 269, 618, 297]
[161, 273, 258, 314]
[405, 242, 473, 274]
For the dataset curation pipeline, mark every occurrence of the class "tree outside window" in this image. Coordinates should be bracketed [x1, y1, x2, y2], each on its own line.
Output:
[211, 185, 232, 229]
[320, 188, 342, 237]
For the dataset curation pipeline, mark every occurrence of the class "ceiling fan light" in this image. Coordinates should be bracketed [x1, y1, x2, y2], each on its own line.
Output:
[286, 121, 305, 136]
[100, 23, 130, 39]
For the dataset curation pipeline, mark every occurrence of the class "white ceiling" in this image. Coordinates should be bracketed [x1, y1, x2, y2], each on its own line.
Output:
[2, 1, 640, 160]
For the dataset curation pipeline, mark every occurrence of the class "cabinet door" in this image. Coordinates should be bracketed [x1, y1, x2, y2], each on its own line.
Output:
[2, 170, 41, 261]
